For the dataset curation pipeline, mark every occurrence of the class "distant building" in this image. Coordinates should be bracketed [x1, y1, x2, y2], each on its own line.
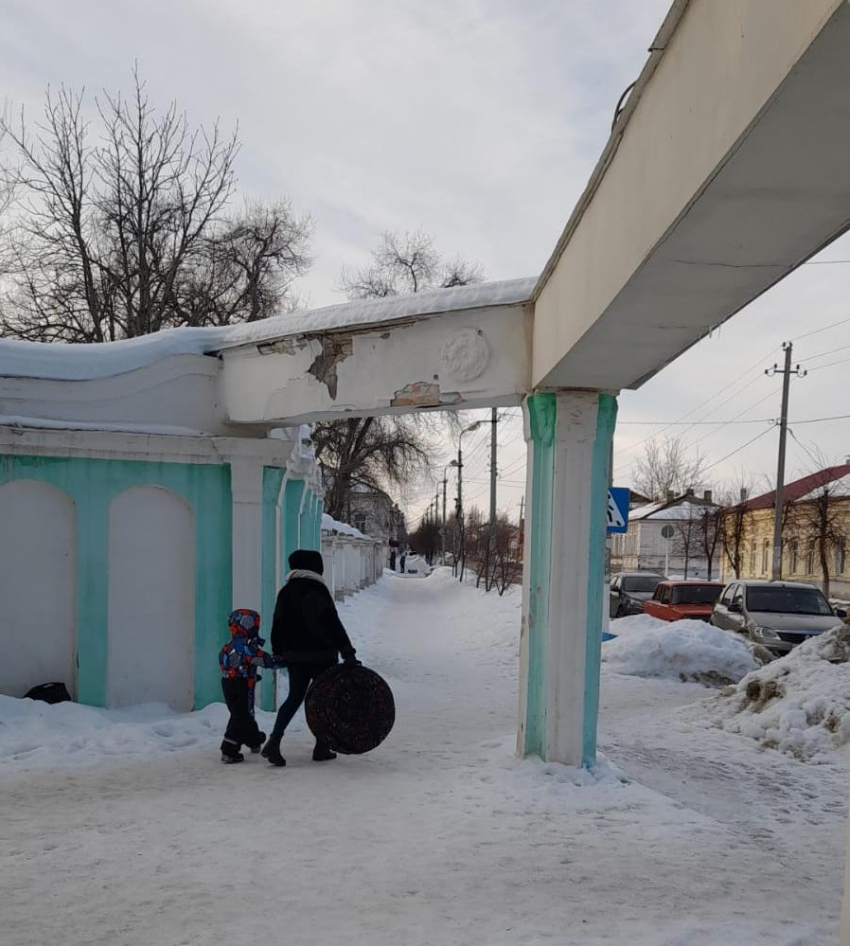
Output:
[611, 489, 718, 578]
[321, 473, 406, 547]
[721, 464, 850, 599]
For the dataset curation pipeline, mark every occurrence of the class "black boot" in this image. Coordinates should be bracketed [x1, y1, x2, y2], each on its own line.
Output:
[262, 743, 287, 767]
[313, 743, 337, 762]
[248, 731, 267, 754]
[221, 742, 245, 764]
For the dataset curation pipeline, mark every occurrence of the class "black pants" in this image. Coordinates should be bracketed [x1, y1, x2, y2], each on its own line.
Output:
[221, 677, 264, 755]
[268, 663, 334, 748]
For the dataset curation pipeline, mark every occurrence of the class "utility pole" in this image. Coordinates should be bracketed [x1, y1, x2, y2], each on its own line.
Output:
[488, 408, 498, 562]
[442, 472, 448, 565]
[766, 341, 806, 580]
[455, 420, 482, 581]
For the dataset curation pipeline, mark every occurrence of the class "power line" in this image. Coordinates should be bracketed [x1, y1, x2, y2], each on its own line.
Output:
[618, 417, 773, 426]
[792, 412, 850, 425]
[787, 427, 821, 468]
[807, 355, 850, 373]
[801, 341, 850, 363]
[791, 316, 850, 343]
[703, 425, 776, 473]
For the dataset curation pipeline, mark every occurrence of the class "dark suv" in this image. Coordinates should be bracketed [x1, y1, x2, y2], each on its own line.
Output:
[609, 571, 666, 618]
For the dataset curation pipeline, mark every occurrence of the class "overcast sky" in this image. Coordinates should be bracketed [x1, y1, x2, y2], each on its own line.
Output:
[3, 0, 848, 525]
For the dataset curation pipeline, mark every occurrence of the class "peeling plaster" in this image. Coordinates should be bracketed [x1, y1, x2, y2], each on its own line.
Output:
[307, 336, 353, 399]
[391, 381, 442, 408]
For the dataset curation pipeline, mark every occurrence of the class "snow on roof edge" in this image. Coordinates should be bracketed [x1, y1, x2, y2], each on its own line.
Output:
[0, 277, 536, 382]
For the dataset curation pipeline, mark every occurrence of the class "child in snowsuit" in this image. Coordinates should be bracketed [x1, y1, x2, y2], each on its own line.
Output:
[219, 608, 283, 764]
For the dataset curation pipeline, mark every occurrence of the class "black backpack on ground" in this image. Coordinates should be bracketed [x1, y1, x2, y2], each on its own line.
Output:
[24, 682, 72, 704]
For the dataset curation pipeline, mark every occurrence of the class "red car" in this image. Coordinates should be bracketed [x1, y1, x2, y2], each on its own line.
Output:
[643, 581, 725, 622]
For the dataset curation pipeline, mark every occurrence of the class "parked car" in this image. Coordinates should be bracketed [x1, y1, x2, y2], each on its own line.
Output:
[609, 571, 666, 618]
[710, 579, 848, 653]
[643, 581, 724, 622]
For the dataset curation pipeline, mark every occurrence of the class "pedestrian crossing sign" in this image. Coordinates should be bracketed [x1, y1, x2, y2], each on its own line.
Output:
[607, 488, 629, 534]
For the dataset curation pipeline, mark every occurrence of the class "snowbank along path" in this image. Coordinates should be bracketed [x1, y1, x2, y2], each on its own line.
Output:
[1, 570, 846, 945]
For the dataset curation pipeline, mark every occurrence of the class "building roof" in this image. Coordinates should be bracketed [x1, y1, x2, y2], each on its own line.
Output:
[742, 464, 850, 511]
[630, 495, 715, 522]
[0, 277, 535, 382]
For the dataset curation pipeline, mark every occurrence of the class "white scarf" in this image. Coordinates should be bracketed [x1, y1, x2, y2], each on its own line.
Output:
[286, 568, 326, 586]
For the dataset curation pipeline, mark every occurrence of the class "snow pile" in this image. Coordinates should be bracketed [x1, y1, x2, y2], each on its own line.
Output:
[0, 277, 535, 381]
[0, 696, 239, 772]
[603, 614, 758, 685]
[718, 624, 850, 761]
[321, 512, 370, 540]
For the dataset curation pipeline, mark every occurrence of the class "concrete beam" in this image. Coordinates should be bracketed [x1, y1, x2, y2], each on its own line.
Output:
[221, 304, 532, 425]
[533, 0, 850, 392]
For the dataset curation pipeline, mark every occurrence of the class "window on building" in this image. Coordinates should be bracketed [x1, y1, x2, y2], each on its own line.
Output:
[761, 539, 770, 575]
[835, 538, 846, 576]
[750, 543, 757, 574]
[353, 513, 367, 533]
[806, 542, 816, 576]
[789, 539, 799, 574]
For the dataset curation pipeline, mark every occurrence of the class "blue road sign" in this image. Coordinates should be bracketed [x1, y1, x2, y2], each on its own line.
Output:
[607, 487, 630, 534]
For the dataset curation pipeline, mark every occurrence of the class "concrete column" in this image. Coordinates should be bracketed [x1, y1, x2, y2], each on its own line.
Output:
[517, 390, 617, 768]
[321, 533, 335, 596]
[283, 478, 305, 566]
[229, 458, 264, 614]
[298, 487, 314, 550]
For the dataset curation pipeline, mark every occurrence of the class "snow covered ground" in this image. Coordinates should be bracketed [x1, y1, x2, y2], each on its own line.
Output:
[1, 570, 847, 945]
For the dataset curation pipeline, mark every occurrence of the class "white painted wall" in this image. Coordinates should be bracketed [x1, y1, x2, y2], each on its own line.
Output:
[221, 306, 531, 425]
[0, 481, 77, 698]
[107, 486, 195, 711]
[0, 355, 238, 436]
[534, 0, 848, 390]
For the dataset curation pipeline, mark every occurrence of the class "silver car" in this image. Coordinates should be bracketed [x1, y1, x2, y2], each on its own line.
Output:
[710, 579, 847, 653]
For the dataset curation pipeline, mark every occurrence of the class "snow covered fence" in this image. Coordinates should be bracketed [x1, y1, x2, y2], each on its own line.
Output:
[320, 513, 385, 601]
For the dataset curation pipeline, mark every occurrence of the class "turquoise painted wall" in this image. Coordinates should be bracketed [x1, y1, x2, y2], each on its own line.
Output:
[0, 454, 232, 710]
[261, 467, 286, 712]
[582, 394, 618, 767]
[523, 393, 556, 758]
[283, 479, 305, 567]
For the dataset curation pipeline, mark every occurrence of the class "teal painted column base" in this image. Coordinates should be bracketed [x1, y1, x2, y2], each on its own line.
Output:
[518, 391, 618, 768]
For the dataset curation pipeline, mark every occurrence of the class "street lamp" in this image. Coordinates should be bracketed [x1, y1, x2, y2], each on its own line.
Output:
[455, 420, 483, 577]
[441, 459, 460, 564]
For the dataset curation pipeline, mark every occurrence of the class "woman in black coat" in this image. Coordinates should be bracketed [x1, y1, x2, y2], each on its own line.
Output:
[263, 549, 358, 767]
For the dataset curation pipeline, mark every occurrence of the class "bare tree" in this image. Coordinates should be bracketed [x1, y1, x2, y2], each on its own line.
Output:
[697, 504, 723, 580]
[719, 479, 754, 579]
[313, 416, 431, 522]
[633, 436, 706, 502]
[787, 459, 850, 598]
[340, 230, 483, 299]
[0, 69, 310, 341]
[671, 503, 702, 579]
[314, 231, 483, 526]
[409, 513, 441, 565]
[178, 200, 312, 326]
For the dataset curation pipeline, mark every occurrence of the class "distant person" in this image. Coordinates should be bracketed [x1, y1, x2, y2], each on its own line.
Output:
[390, 549, 397, 571]
[264, 550, 360, 767]
[400, 551, 407, 573]
[218, 609, 282, 764]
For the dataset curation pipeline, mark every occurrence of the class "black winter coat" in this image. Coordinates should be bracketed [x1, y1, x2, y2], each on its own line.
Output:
[270, 577, 356, 665]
